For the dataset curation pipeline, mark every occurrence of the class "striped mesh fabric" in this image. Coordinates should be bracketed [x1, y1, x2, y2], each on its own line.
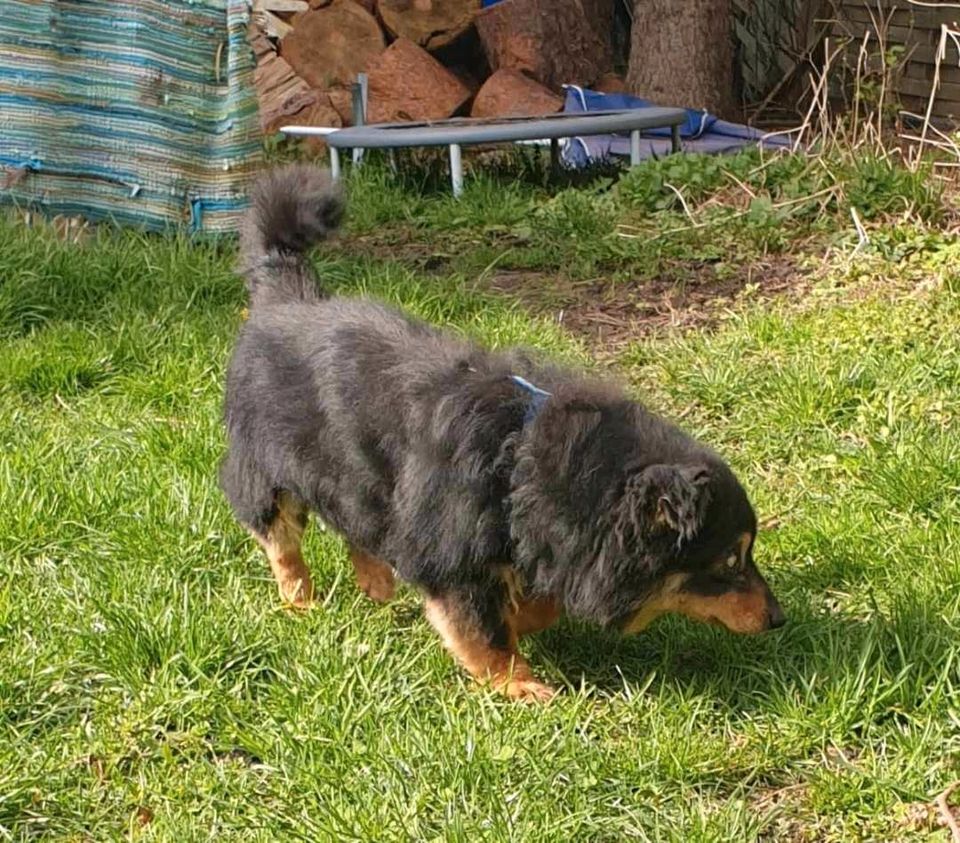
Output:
[0, 0, 263, 233]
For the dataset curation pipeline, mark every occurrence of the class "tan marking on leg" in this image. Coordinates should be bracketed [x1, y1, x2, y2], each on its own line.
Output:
[424, 596, 555, 703]
[251, 492, 314, 608]
[501, 567, 523, 613]
[499, 567, 561, 637]
[508, 597, 562, 638]
[350, 549, 396, 603]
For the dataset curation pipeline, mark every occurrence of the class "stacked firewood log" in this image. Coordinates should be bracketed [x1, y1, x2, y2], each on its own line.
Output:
[250, 0, 619, 133]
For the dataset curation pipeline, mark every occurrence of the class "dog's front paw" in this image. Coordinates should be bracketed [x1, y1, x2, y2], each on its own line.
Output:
[351, 551, 396, 604]
[502, 678, 557, 703]
[357, 569, 395, 604]
[277, 578, 315, 610]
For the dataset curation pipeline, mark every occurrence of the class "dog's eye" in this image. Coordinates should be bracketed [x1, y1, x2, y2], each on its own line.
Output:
[724, 553, 739, 571]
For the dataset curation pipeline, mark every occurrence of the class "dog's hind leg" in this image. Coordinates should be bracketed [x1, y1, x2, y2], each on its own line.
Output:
[350, 548, 396, 603]
[424, 589, 556, 703]
[221, 450, 315, 607]
[251, 491, 315, 608]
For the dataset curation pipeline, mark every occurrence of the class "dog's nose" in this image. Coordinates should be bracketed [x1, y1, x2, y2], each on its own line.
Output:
[767, 599, 787, 630]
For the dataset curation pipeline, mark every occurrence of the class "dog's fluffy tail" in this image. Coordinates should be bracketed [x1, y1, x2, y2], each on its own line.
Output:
[239, 164, 344, 307]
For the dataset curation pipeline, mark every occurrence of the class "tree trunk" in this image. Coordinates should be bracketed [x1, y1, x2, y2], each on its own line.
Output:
[626, 0, 736, 119]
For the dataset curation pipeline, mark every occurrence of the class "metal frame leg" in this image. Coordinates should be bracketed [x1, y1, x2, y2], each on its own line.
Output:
[550, 137, 560, 171]
[630, 130, 641, 166]
[449, 143, 463, 198]
[329, 146, 341, 181]
[351, 74, 368, 166]
[671, 124, 681, 154]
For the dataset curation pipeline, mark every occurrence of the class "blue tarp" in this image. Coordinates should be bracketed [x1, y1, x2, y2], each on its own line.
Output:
[561, 85, 792, 168]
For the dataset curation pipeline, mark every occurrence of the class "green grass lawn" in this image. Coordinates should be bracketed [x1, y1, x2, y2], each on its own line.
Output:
[2, 152, 960, 840]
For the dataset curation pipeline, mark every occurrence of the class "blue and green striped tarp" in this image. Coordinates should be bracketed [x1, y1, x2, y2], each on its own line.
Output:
[0, 0, 263, 233]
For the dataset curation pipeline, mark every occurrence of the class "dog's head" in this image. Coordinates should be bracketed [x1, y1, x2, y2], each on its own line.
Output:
[612, 461, 785, 635]
[510, 388, 785, 634]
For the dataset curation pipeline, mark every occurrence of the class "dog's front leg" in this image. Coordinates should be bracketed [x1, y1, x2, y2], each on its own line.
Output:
[350, 548, 396, 603]
[424, 589, 555, 703]
[508, 597, 562, 638]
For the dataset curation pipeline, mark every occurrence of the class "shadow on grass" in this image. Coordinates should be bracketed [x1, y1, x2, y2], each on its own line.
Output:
[525, 594, 952, 713]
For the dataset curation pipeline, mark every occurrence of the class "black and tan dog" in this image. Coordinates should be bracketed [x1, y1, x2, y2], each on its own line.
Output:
[221, 164, 786, 702]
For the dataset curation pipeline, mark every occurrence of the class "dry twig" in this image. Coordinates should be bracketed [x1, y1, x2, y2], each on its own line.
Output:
[617, 185, 840, 241]
[663, 182, 694, 222]
[936, 781, 960, 843]
[850, 206, 869, 256]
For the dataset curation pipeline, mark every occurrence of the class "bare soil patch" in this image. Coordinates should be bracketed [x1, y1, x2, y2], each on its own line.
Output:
[339, 228, 810, 353]
[482, 256, 804, 351]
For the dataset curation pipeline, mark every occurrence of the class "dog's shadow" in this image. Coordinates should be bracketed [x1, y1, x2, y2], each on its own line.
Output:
[523, 599, 948, 711]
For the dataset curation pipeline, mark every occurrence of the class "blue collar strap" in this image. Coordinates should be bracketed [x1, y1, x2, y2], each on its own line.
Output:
[509, 374, 552, 423]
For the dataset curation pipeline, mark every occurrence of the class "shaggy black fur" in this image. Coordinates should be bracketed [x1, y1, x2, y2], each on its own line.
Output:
[221, 165, 785, 689]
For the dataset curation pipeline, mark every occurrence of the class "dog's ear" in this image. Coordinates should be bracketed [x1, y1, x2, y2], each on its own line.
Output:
[655, 463, 712, 539]
[619, 463, 712, 544]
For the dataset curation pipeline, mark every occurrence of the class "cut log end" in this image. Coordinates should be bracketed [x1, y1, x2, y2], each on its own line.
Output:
[378, 0, 480, 51]
[476, 0, 613, 90]
[366, 38, 472, 123]
[280, 0, 385, 89]
[471, 68, 563, 118]
[279, 92, 344, 150]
